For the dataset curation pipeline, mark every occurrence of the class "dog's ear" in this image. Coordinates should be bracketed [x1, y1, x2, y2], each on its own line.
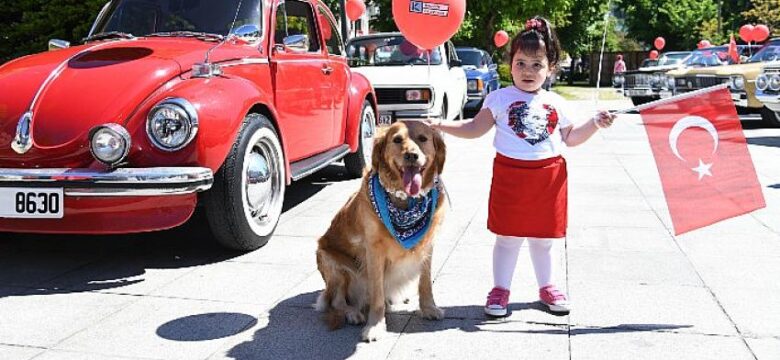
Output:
[432, 129, 446, 175]
[371, 127, 388, 172]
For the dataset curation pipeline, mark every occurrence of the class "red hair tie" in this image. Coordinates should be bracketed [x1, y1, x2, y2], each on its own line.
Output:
[525, 19, 544, 32]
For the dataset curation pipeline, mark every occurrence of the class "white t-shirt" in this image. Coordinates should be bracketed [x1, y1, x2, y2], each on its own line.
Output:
[482, 86, 574, 160]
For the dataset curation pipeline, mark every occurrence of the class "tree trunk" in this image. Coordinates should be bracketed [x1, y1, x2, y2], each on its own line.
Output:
[486, 13, 497, 56]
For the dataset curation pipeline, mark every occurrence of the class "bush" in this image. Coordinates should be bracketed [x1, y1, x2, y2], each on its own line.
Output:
[498, 63, 511, 83]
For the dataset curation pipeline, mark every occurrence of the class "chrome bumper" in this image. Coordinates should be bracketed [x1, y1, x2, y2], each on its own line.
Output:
[756, 91, 780, 112]
[0, 167, 213, 196]
[731, 91, 749, 108]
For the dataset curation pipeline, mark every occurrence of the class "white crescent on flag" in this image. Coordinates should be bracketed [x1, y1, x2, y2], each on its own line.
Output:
[668, 116, 719, 161]
[668, 116, 719, 180]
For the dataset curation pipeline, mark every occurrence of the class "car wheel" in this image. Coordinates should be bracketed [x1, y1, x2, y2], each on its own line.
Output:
[204, 113, 285, 251]
[760, 107, 780, 128]
[344, 100, 376, 177]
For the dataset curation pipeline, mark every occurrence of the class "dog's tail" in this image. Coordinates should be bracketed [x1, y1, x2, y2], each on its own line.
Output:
[315, 290, 347, 330]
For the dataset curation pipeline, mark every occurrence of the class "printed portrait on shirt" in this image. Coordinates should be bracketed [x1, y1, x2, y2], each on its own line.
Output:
[506, 101, 560, 145]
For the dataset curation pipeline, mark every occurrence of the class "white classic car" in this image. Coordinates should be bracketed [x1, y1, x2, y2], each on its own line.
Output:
[346, 33, 467, 124]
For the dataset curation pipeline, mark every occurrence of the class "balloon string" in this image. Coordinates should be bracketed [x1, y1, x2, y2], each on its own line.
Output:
[427, 50, 432, 116]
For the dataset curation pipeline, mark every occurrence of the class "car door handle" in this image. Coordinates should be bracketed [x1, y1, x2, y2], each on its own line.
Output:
[321, 66, 333, 75]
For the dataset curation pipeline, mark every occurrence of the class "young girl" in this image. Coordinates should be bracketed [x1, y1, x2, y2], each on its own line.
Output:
[428, 16, 615, 316]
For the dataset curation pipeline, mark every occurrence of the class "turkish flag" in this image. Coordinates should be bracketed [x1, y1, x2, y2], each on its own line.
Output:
[728, 34, 740, 64]
[639, 86, 765, 235]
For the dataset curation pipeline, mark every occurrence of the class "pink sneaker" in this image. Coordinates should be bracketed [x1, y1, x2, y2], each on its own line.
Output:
[539, 285, 570, 313]
[484, 287, 510, 317]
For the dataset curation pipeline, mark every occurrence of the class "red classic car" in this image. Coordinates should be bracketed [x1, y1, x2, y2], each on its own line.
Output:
[0, 0, 377, 250]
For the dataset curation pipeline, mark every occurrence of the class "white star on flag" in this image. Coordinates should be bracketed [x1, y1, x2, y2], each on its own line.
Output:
[691, 159, 713, 180]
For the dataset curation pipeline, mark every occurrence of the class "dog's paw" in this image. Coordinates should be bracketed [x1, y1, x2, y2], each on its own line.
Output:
[361, 322, 387, 342]
[417, 305, 444, 320]
[345, 309, 365, 325]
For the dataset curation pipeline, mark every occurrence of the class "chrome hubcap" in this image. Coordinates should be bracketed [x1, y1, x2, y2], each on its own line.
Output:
[243, 131, 283, 234]
[361, 107, 376, 165]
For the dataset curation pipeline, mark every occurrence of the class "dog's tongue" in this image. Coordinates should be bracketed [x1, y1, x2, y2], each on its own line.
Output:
[403, 167, 423, 197]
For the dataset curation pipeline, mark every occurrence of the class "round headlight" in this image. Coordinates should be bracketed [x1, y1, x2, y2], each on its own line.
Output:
[771, 75, 780, 91]
[732, 76, 745, 90]
[90, 123, 130, 165]
[147, 98, 198, 151]
[756, 74, 769, 91]
[467, 80, 478, 91]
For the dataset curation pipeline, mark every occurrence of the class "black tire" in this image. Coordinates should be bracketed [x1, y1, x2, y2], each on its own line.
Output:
[344, 100, 376, 178]
[761, 107, 780, 128]
[203, 113, 285, 251]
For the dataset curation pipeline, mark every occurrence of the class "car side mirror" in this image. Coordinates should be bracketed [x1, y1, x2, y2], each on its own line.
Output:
[275, 34, 309, 53]
[231, 24, 261, 43]
[488, 63, 497, 71]
[48, 39, 70, 51]
[450, 59, 462, 68]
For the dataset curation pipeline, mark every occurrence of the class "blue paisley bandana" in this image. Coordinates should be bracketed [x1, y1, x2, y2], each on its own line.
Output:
[368, 173, 439, 250]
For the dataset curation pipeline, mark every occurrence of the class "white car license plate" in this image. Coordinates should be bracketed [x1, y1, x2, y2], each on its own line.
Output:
[0, 188, 64, 219]
[378, 114, 393, 125]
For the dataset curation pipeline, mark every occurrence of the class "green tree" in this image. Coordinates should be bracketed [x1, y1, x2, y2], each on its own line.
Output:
[620, 0, 718, 50]
[742, 0, 780, 37]
[1, 0, 105, 63]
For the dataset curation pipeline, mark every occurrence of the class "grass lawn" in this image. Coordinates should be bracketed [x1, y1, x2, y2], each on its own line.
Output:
[552, 85, 625, 101]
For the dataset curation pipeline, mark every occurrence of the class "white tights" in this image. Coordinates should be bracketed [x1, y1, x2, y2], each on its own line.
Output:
[493, 235, 560, 290]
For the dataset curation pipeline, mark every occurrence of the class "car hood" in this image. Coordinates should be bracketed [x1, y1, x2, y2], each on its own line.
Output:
[350, 65, 449, 87]
[0, 38, 253, 162]
[683, 62, 762, 76]
[630, 64, 683, 74]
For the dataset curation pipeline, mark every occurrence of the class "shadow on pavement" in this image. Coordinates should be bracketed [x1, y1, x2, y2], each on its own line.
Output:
[0, 165, 354, 299]
[157, 312, 259, 342]
[224, 291, 693, 360]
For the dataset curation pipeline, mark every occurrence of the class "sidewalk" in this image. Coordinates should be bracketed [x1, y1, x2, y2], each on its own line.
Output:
[0, 99, 778, 359]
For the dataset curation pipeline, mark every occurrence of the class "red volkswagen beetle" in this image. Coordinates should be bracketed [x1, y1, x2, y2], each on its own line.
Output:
[0, 0, 377, 250]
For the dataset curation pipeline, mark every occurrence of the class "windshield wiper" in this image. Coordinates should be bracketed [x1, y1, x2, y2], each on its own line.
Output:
[83, 31, 135, 43]
[148, 31, 224, 42]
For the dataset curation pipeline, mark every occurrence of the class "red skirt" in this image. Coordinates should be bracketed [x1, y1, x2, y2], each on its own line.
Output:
[488, 153, 567, 238]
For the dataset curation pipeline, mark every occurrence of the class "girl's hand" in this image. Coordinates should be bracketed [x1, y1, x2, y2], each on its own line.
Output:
[592, 111, 616, 129]
[423, 118, 442, 129]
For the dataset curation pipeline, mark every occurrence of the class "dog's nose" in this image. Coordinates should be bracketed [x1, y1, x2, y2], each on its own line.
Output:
[404, 152, 419, 162]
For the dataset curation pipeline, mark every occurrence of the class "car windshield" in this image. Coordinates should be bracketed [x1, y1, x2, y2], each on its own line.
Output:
[683, 47, 736, 67]
[456, 50, 483, 67]
[347, 35, 442, 66]
[92, 0, 262, 38]
[657, 53, 689, 66]
[747, 42, 780, 63]
[640, 59, 658, 67]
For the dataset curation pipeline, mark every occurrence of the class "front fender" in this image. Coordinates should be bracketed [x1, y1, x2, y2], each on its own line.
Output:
[346, 72, 376, 152]
[125, 76, 284, 174]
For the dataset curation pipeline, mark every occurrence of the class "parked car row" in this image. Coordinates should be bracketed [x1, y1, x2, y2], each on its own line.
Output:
[616, 39, 780, 127]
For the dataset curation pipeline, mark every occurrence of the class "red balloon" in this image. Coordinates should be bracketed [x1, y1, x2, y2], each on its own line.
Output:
[346, 0, 366, 22]
[392, 0, 466, 50]
[649, 50, 659, 60]
[753, 24, 770, 43]
[740, 24, 755, 42]
[654, 37, 666, 50]
[494, 30, 509, 47]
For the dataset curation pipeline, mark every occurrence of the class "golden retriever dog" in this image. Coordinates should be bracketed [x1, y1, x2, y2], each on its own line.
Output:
[316, 120, 447, 342]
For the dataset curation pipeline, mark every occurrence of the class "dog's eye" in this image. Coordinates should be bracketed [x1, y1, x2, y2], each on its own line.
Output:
[418, 135, 428, 143]
[393, 136, 403, 144]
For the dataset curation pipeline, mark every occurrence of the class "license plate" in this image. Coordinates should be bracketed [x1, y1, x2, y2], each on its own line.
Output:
[378, 114, 393, 125]
[0, 188, 64, 218]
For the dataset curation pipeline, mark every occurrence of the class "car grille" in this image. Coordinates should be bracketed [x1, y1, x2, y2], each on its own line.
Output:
[375, 88, 430, 105]
[624, 73, 652, 88]
[761, 68, 780, 95]
[675, 76, 727, 91]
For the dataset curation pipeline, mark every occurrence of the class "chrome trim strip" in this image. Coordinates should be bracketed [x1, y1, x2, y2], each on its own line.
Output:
[0, 167, 213, 196]
[220, 58, 270, 67]
[290, 145, 350, 181]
